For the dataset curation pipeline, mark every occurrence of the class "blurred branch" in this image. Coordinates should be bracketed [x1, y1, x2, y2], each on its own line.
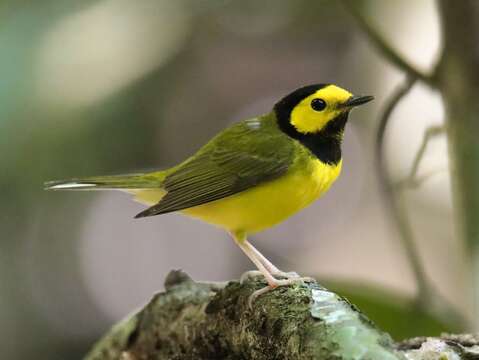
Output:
[375, 77, 429, 299]
[85, 270, 477, 360]
[341, 1, 436, 86]
[396, 168, 446, 191]
[395, 125, 445, 190]
[376, 79, 465, 326]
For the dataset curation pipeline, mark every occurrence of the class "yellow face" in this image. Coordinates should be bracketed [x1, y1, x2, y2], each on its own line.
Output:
[290, 85, 353, 134]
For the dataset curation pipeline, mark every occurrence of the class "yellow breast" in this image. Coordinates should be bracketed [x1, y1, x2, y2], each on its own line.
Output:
[182, 157, 342, 234]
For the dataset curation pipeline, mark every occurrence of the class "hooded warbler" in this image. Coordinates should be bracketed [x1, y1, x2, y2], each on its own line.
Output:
[46, 84, 373, 301]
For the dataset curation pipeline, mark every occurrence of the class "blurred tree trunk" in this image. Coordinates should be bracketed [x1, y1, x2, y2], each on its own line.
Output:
[436, 0, 479, 324]
[84, 271, 479, 360]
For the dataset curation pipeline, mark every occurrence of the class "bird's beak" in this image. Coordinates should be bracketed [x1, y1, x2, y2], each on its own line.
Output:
[341, 95, 374, 108]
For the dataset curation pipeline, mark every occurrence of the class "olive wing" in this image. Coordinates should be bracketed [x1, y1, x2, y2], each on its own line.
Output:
[135, 118, 294, 218]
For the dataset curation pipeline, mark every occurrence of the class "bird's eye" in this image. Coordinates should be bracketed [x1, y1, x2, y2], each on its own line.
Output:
[311, 98, 326, 111]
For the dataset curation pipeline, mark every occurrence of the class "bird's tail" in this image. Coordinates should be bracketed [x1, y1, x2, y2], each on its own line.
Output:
[44, 172, 165, 191]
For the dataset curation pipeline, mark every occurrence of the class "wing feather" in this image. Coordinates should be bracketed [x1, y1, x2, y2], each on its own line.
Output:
[135, 116, 293, 218]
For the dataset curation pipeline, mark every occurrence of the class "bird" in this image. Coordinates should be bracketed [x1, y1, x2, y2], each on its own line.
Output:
[45, 84, 373, 303]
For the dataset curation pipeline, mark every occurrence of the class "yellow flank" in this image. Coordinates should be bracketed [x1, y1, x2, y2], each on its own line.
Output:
[291, 85, 352, 134]
[130, 154, 342, 234]
[126, 146, 342, 234]
[184, 156, 342, 233]
[127, 151, 342, 234]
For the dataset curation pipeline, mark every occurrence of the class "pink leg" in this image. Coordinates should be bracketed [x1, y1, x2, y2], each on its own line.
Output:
[231, 231, 313, 308]
[232, 232, 278, 288]
[243, 240, 281, 274]
[244, 240, 300, 279]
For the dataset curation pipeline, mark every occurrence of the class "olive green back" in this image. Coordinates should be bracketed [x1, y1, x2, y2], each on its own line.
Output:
[135, 113, 295, 217]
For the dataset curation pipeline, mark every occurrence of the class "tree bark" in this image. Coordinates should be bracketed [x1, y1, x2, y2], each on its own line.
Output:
[84, 271, 478, 360]
[436, 0, 479, 324]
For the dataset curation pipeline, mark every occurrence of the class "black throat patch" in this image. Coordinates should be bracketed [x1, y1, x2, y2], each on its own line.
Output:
[274, 84, 347, 165]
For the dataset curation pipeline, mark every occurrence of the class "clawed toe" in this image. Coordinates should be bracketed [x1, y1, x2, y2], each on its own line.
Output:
[248, 286, 273, 308]
[271, 271, 300, 279]
[247, 276, 314, 309]
[274, 277, 314, 286]
[291, 276, 315, 283]
[240, 270, 264, 284]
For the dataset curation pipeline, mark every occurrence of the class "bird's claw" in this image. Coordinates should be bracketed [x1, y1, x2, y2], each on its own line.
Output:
[291, 275, 315, 283]
[247, 276, 315, 309]
[241, 270, 306, 284]
[271, 271, 300, 279]
[248, 286, 272, 308]
[240, 270, 264, 284]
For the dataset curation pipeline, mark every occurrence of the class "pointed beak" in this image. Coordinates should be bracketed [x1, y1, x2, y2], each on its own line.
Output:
[341, 95, 374, 108]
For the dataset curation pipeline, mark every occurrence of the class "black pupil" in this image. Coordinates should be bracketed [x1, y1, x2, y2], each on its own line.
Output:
[311, 98, 326, 111]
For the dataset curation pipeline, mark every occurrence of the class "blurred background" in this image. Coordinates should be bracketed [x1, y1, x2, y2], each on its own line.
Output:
[0, 0, 465, 358]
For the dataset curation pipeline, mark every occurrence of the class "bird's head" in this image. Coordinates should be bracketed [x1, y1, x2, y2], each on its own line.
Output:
[274, 84, 373, 136]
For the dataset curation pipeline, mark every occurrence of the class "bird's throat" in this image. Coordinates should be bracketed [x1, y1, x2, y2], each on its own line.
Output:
[276, 111, 347, 165]
[298, 132, 343, 165]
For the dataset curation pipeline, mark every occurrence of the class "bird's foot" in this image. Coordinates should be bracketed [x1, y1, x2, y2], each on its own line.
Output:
[240, 270, 295, 283]
[247, 277, 315, 309]
[240, 270, 264, 284]
[271, 270, 300, 279]
[271, 270, 316, 284]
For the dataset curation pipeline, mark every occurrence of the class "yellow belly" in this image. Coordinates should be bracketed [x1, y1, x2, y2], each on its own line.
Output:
[132, 158, 342, 234]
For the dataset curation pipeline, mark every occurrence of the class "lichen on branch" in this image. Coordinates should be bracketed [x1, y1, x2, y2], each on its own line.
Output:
[84, 271, 479, 359]
[84, 271, 400, 359]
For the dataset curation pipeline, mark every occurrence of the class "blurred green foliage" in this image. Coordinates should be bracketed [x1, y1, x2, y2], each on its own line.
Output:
[326, 281, 462, 340]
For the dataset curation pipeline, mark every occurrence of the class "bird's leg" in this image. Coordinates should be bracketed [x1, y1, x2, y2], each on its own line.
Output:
[239, 240, 279, 283]
[244, 240, 301, 280]
[244, 240, 281, 274]
[233, 232, 278, 288]
[232, 232, 314, 308]
[245, 240, 315, 284]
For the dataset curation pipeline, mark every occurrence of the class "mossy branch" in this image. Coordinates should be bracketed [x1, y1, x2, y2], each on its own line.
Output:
[84, 271, 478, 360]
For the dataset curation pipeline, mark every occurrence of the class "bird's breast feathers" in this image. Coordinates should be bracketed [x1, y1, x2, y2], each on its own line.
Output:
[180, 154, 342, 234]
